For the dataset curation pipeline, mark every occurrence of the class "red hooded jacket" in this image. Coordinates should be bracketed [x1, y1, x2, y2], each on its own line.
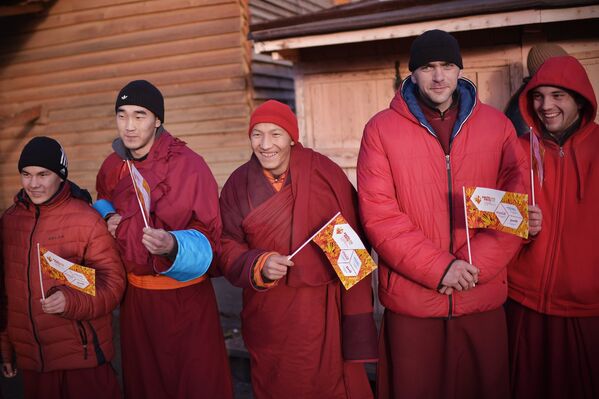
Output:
[358, 77, 528, 318]
[508, 56, 599, 317]
[1, 181, 125, 372]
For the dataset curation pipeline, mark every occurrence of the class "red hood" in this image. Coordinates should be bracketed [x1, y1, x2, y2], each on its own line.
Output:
[519, 55, 597, 132]
[519, 55, 597, 201]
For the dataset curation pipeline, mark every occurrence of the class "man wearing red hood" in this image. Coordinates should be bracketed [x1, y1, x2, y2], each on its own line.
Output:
[219, 100, 378, 398]
[507, 55, 599, 398]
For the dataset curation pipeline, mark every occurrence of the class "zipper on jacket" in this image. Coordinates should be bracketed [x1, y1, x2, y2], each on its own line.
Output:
[540, 146, 565, 312]
[77, 321, 89, 360]
[445, 154, 454, 320]
[26, 206, 45, 371]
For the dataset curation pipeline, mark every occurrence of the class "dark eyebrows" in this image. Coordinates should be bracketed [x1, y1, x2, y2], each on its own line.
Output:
[116, 107, 148, 115]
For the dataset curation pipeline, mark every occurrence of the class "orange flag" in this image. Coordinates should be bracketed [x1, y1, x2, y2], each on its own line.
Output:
[39, 246, 96, 296]
[312, 213, 377, 290]
[464, 186, 529, 239]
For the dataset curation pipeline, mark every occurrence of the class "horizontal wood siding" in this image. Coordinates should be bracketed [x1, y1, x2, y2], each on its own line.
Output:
[0, 0, 253, 209]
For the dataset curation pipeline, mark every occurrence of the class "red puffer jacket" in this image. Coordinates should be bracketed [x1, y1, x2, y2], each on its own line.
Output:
[1, 181, 125, 372]
[508, 56, 599, 317]
[358, 77, 528, 318]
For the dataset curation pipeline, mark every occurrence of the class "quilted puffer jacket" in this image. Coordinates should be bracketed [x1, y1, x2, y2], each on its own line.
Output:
[358, 77, 528, 318]
[1, 181, 125, 372]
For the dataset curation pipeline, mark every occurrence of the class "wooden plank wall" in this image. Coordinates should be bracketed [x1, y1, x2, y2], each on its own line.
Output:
[0, 0, 253, 210]
[251, 53, 295, 108]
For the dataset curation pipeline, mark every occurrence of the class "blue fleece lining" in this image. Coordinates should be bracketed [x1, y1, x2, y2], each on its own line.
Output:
[400, 77, 477, 143]
[92, 199, 116, 219]
[161, 229, 212, 282]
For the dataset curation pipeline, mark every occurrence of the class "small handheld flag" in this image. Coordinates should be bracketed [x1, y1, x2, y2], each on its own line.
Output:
[126, 160, 151, 228]
[39, 246, 96, 296]
[464, 186, 529, 239]
[529, 127, 545, 205]
[290, 212, 377, 290]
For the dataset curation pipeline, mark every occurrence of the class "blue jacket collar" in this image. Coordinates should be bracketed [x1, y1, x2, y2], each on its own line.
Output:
[400, 77, 477, 141]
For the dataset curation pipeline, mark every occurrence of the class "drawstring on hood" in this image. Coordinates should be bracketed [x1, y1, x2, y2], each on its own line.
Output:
[519, 56, 597, 201]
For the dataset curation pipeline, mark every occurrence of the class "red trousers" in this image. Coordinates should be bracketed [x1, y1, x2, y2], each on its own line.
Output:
[377, 307, 509, 399]
[506, 300, 599, 399]
[22, 363, 121, 399]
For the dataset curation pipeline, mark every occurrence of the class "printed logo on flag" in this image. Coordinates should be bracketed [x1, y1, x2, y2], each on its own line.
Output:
[465, 187, 529, 239]
[40, 247, 96, 296]
[312, 214, 377, 289]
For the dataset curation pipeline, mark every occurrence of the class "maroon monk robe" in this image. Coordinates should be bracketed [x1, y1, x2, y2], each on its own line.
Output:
[219, 144, 378, 398]
[96, 131, 233, 399]
[506, 300, 599, 399]
[22, 364, 121, 399]
[377, 308, 509, 399]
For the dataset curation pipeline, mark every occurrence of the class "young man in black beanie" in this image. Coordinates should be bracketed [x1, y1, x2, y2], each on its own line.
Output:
[94, 80, 233, 399]
[357, 30, 528, 399]
[1, 137, 125, 399]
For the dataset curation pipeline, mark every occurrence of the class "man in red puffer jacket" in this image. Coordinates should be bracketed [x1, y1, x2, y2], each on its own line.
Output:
[507, 55, 599, 399]
[1, 137, 125, 399]
[358, 30, 528, 399]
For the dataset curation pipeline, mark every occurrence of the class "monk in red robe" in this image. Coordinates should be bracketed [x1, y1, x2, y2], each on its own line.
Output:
[94, 80, 233, 399]
[219, 100, 378, 398]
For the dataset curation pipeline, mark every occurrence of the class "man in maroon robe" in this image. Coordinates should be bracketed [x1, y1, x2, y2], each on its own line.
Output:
[219, 100, 378, 398]
[94, 80, 233, 399]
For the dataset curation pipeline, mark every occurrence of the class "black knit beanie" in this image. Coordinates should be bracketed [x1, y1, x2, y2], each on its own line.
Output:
[115, 80, 164, 122]
[18, 136, 68, 180]
[409, 30, 463, 72]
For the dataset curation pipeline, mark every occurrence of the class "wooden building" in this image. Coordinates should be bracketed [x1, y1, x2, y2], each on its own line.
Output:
[0, 0, 335, 209]
[251, 0, 599, 185]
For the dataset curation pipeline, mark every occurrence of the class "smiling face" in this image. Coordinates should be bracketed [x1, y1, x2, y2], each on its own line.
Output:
[250, 122, 294, 176]
[116, 105, 161, 158]
[532, 86, 582, 136]
[411, 61, 461, 112]
[20, 166, 63, 204]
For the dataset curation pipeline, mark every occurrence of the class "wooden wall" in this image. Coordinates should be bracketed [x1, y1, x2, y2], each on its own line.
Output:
[0, 0, 253, 210]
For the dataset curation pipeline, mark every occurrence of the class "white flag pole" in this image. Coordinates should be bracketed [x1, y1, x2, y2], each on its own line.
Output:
[288, 211, 341, 260]
[462, 187, 473, 265]
[126, 160, 149, 228]
[37, 243, 46, 300]
[529, 127, 536, 206]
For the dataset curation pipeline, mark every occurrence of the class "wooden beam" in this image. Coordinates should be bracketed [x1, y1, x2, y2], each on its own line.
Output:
[0, 4, 45, 17]
[254, 5, 599, 53]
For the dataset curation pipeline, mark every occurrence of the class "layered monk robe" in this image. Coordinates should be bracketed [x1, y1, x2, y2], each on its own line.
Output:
[219, 100, 378, 399]
[94, 80, 233, 399]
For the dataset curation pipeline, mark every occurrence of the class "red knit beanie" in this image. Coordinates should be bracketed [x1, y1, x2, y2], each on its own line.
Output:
[248, 100, 299, 142]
